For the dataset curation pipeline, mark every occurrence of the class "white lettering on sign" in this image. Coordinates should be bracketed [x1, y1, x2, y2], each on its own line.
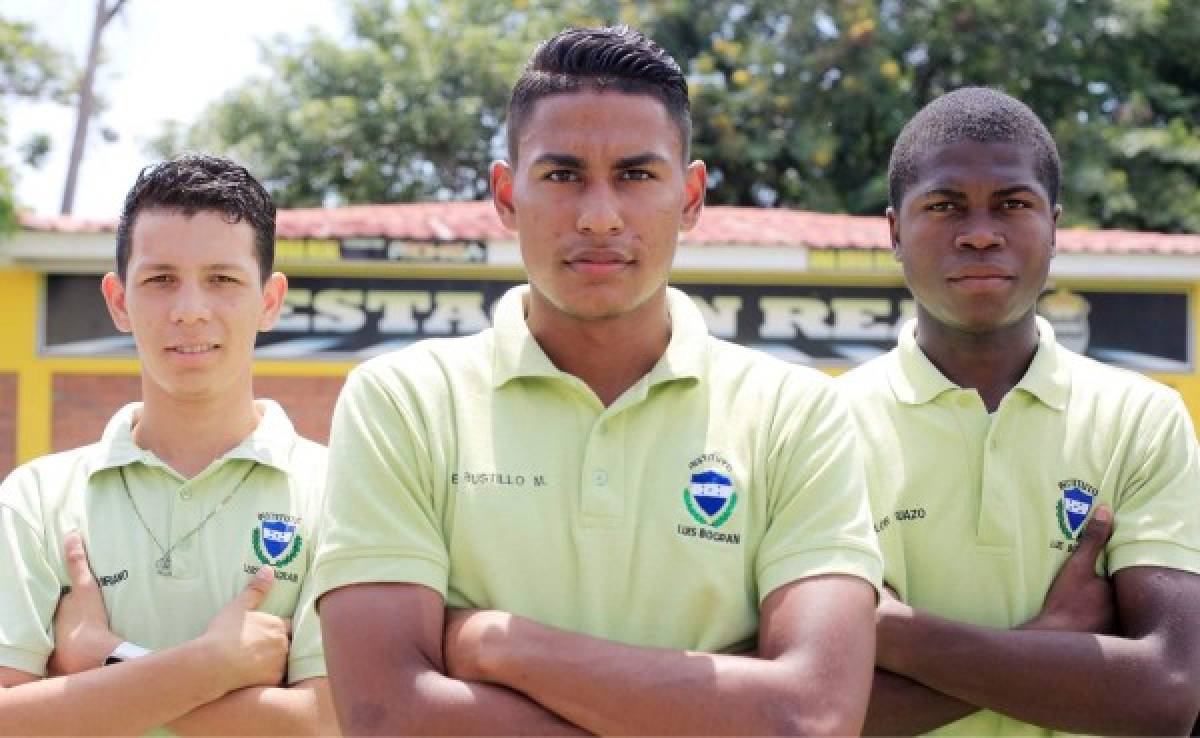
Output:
[276, 289, 312, 332]
[367, 291, 431, 333]
[759, 297, 832, 339]
[830, 298, 893, 340]
[272, 287, 916, 345]
[312, 290, 366, 333]
[423, 292, 490, 335]
[691, 296, 742, 339]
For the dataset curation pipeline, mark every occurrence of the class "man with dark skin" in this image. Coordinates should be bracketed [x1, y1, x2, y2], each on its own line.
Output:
[313, 26, 882, 736]
[839, 87, 1200, 736]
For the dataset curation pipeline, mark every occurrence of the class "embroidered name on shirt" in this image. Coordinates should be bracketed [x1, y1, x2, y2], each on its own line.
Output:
[97, 569, 129, 587]
[676, 524, 742, 544]
[242, 563, 300, 583]
[451, 472, 546, 488]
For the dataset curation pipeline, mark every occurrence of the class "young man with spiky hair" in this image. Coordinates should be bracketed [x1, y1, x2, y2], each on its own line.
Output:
[0, 155, 336, 735]
[838, 87, 1200, 735]
[316, 26, 881, 736]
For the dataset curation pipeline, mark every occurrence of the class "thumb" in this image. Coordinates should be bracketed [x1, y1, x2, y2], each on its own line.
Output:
[1074, 505, 1113, 564]
[234, 566, 275, 611]
[62, 531, 97, 589]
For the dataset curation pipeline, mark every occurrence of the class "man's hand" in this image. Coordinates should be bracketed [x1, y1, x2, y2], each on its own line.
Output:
[47, 532, 121, 675]
[1024, 505, 1115, 634]
[443, 608, 509, 683]
[198, 566, 290, 693]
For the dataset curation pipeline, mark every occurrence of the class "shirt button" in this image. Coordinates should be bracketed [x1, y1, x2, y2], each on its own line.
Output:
[592, 469, 609, 487]
[180, 489, 193, 500]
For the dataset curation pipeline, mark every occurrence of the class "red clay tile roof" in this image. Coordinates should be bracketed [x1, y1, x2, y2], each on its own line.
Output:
[17, 202, 1200, 255]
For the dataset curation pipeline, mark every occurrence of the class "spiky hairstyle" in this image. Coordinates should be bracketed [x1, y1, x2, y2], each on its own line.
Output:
[506, 25, 691, 163]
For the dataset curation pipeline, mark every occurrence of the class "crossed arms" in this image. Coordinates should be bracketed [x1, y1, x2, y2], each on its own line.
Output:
[864, 507, 1200, 736]
[0, 534, 336, 736]
[319, 573, 877, 736]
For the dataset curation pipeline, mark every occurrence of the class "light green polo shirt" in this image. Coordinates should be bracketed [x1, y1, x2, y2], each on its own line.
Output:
[838, 317, 1200, 737]
[315, 285, 882, 652]
[0, 400, 327, 685]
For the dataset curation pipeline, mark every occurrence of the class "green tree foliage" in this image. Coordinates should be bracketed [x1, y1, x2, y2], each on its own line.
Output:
[161, 0, 1200, 232]
[0, 17, 70, 232]
[153, 0, 600, 206]
[653, 0, 1200, 231]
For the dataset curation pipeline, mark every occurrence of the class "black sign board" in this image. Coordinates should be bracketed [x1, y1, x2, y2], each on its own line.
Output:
[42, 275, 1191, 371]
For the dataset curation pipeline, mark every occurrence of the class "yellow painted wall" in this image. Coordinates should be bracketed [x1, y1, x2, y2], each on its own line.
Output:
[0, 268, 51, 464]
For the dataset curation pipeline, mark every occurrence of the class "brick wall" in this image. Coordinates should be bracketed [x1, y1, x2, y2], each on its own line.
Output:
[254, 376, 344, 445]
[52, 374, 140, 451]
[50, 374, 345, 454]
[0, 374, 15, 478]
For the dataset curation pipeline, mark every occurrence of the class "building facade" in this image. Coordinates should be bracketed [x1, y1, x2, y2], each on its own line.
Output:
[4, 202, 1200, 476]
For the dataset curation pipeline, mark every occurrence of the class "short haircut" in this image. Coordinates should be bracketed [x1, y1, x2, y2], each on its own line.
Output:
[115, 154, 276, 283]
[506, 25, 691, 163]
[888, 87, 1061, 207]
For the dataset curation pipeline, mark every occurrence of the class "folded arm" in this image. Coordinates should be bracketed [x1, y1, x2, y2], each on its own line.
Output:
[0, 643, 251, 737]
[866, 509, 1200, 735]
[166, 678, 337, 737]
[876, 567, 1200, 735]
[445, 573, 877, 736]
[0, 534, 298, 736]
[320, 582, 587, 736]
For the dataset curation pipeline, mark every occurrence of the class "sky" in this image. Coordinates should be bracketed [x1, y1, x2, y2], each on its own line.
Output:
[3, 0, 346, 219]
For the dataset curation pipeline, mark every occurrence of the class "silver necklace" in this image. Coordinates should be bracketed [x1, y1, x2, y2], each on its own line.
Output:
[118, 464, 257, 576]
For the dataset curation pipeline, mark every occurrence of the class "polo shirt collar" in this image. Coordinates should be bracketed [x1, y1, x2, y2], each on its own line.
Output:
[887, 315, 1069, 410]
[491, 284, 706, 389]
[88, 399, 298, 476]
[646, 286, 707, 385]
[887, 321, 958, 405]
[1013, 316, 1070, 411]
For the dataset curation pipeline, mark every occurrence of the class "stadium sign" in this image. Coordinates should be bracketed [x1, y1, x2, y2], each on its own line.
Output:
[42, 275, 1191, 370]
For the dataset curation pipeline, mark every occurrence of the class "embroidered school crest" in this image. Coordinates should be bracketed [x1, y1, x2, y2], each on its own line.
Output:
[1055, 480, 1099, 539]
[683, 454, 738, 529]
[252, 513, 304, 566]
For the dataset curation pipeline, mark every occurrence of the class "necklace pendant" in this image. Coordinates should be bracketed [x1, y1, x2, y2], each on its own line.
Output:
[156, 554, 172, 576]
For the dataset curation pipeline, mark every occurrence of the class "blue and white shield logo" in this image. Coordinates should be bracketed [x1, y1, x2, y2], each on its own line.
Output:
[690, 470, 734, 517]
[1059, 485, 1094, 537]
[260, 520, 297, 563]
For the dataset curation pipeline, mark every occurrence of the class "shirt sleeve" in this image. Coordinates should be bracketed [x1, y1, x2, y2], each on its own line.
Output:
[312, 363, 450, 605]
[286, 545, 326, 683]
[0, 469, 60, 677]
[755, 375, 884, 602]
[1108, 389, 1200, 575]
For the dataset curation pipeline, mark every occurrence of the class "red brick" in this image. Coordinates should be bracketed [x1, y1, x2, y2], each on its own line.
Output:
[52, 374, 140, 451]
[0, 374, 16, 478]
[50, 374, 344, 453]
[255, 376, 344, 445]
